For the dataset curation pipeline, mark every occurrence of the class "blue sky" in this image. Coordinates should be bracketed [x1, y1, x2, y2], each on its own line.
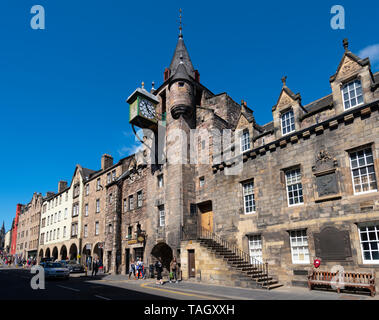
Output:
[0, 0, 378, 231]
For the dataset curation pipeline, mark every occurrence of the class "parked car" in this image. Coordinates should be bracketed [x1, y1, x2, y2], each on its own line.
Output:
[42, 262, 70, 279]
[60, 260, 84, 273]
[39, 257, 54, 268]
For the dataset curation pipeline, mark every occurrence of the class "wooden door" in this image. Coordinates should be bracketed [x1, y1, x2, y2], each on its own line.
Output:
[188, 250, 195, 278]
[200, 210, 213, 233]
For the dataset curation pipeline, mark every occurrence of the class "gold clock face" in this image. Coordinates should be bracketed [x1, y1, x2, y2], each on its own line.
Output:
[139, 98, 156, 120]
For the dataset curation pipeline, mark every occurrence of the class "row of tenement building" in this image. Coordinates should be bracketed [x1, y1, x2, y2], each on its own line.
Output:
[6, 33, 379, 289]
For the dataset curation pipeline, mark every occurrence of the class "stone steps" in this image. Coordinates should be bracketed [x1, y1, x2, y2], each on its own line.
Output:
[198, 238, 282, 289]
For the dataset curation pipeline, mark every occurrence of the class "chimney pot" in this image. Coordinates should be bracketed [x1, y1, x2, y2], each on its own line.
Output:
[101, 154, 114, 171]
[58, 181, 68, 193]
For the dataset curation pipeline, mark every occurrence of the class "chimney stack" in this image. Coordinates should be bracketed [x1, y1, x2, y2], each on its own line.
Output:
[101, 154, 113, 171]
[58, 181, 68, 193]
[46, 192, 55, 198]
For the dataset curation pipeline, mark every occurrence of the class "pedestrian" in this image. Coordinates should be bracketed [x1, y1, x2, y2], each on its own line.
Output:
[128, 260, 136, 279]
[92, 258, 99, 276]
[136, 258, 142, 279]
[155, 260, 163, 285]
[170, 257, 178, 283]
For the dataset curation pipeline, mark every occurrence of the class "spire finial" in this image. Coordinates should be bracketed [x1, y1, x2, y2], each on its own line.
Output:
[281, 76, 287, 87]
[141, 81, 145, 89]
[343, 38, 349, 51]
[179, 8, 183, 38]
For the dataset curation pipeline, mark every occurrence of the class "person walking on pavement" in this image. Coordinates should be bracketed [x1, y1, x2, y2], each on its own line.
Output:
[129, 260, 136, 279]
[92, 258, 99, 276]
[170, 257, 178, 283]
[155, 260, 163, 285]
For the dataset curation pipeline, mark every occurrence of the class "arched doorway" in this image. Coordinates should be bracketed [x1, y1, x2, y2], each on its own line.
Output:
[60, 245, 67, 260]
[151, 242, 173, 270]
[38, 249, 43, 262]
[93, 243, 104, 264]
[45, 248, 51, 258]
[52, 247, 58, 261]
[82, 244, 92, 270]
[69, 244, 78, 261]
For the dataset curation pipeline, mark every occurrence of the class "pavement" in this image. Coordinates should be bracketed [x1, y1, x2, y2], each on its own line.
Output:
[0, 266, 376, 300]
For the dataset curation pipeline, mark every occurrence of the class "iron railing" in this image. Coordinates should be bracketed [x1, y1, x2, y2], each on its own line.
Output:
[197, 226, 270, 285]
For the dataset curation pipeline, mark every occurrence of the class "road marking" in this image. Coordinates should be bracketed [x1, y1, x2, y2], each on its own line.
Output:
[140, 282, 220, 300]
[94, 295, 112, 300]
[56, 285, 80, 292]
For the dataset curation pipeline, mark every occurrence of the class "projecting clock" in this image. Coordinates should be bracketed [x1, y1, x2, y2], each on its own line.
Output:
[127, 84, 159, 129]
[139, 98, 156, 120]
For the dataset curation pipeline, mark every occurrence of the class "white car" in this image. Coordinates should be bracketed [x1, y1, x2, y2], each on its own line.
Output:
[43, 262, 70, 279]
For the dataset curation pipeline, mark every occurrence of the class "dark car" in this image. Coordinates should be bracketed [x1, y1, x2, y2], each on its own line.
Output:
[60, 260, 84, 273]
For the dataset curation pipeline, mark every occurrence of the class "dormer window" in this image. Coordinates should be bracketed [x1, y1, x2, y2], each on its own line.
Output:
[281, 110, 295, 135]
[240, 130, 250, 153]
[342, 79, 364, 110]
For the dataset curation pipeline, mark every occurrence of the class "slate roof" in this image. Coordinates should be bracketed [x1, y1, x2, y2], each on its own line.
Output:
[169, 35, 195, 77]
[304, 94, 334, 114]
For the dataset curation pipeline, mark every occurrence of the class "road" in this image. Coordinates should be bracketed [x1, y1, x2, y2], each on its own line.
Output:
[0, 267, 375, 300]
[0, 267, 222, 300]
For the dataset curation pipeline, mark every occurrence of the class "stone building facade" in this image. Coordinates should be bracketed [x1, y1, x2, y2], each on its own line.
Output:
[80, 154, 123, 269]
[38, 165, 93, 263]
[103, 34, 379, 291]
[16, 192, 43, 259]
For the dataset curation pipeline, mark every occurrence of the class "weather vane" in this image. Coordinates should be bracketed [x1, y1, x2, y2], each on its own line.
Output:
[179, 8, 183, 37]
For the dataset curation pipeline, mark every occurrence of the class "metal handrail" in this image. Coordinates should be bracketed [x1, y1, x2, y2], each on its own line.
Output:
[197, 226, 270, 285]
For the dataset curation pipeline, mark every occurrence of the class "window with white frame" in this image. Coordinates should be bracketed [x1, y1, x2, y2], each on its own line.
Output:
[85, 204, 88, 217]
[58, 211, 61, 222]
[342, 79, 364, 110]
[64, 208, 68, 219]
[243, 181, 256, 214]
[57, 228, 60, 240]
[248, 235, 263, 264]
[63, 226, 66, 238]
[123, 198, 127, 212]
[289, 230, 310, 264]
[358, 222, 379, 264]
[137, 191, 143, 208]
[71, 223, 78, 237]
[158, 174, 164, 188]
[281, 110, 295, 135]
[84, 225, 88, 238]
[107, 173, 111, 184]
[199, 176, 205, 188]
[95, 221, 99, 236]
[97, 178, 101, 191]
[129, 195, 134, 210]
[112, 170, 116, 181]
[240, 130, 250, 153]
[85, 184, 89, 196]
[65, 191, 68, 201]
[96, 199, 100, 213]
[159, 205, 165, 227]
[285, 168, 304, 206]
[72, 203, 79, 217]
[349, 147, 377, 194]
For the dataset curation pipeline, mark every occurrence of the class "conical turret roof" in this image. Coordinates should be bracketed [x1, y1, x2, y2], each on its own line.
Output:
[169, 35, 195, 77]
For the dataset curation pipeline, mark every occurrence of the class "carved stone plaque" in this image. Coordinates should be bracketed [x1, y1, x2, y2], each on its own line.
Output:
[314, 227, 352, 261]
[316, 172, 339, 197]
[313, 149, 340, 201]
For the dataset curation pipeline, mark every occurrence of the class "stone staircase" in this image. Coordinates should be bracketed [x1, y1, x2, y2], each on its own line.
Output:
[197, 228, 282, 290]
